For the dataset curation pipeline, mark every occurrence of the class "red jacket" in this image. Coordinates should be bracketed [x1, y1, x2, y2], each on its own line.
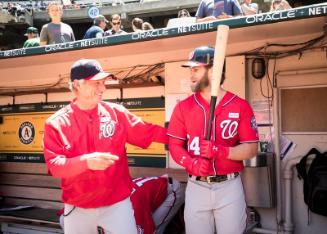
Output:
[43, 101, 167, 208]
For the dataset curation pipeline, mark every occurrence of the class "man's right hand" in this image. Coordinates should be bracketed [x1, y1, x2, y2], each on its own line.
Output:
[81, 152, 119, 170]
[188, 157, 211, 176]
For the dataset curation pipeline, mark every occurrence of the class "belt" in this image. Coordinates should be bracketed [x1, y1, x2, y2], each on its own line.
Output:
[189, 172, 239, 184]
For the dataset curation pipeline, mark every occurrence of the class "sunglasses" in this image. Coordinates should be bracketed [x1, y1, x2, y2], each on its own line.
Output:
[111, 22, 121, 25]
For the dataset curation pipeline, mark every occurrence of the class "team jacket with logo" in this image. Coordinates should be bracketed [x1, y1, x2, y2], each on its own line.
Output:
[168, 91, 258, 175]
[131, 177, 168, 234]
[43, 101, 167, 208]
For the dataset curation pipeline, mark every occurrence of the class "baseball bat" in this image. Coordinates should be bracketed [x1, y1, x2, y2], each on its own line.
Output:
[205, 25, 230, 140]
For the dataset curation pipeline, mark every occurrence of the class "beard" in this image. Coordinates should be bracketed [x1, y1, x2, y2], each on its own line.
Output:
[192, 69, 209, 92]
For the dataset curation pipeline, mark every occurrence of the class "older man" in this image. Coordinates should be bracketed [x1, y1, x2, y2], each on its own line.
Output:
[43, 59, 168, 234]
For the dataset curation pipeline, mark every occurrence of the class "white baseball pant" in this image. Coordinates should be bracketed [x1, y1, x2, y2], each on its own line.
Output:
[184, 176, 247, 234]
[63, 197, 138, 234]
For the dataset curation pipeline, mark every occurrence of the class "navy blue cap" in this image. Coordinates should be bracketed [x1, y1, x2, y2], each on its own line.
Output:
[70, 59, 114, 81]
[182, 46, 215, 67]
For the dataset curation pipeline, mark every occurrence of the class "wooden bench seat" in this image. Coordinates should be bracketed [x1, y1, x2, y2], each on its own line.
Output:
[0, 162, 62, 233]
[0, 163, 62, 210]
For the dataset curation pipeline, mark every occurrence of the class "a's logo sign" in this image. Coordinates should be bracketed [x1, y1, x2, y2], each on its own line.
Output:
[100, 120, 116, 138]
[19, 121, 35, 145]
[220, 119, 238, 139]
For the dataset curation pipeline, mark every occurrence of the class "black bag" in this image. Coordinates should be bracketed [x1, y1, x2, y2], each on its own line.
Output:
[296, 148, 327, 217]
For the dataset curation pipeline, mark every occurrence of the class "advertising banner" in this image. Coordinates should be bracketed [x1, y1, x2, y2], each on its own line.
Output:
[0, 97, 166, 167]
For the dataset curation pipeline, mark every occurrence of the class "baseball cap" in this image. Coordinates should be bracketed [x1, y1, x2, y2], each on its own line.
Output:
[182, 46, 215, 67]
[24, 27, 38, 36]
[70, 59, 114, 81]
[94, 15, 109, 24]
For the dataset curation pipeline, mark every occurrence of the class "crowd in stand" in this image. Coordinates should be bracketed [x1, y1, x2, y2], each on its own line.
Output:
[0, 1, 48, 16]
[20, 0, 298, 48]
[21, 1, 157, 48]
[0, 0, 135, 15]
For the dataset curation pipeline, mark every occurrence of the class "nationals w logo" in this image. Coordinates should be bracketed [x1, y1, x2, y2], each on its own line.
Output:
[100, 120, 116, 138]
[220, 120, 238, 139]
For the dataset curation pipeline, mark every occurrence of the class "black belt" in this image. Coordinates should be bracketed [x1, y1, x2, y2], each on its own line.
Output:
[189, 172, 239, 184]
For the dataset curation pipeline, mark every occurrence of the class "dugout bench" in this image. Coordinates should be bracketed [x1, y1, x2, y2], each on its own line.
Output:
[0, 162, 63, 233]
[0, 161, 187, 234]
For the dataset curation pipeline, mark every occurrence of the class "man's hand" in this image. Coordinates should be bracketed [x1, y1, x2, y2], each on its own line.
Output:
[216, 12, 231, 19]
[188, 157, 211, 176]
[200, 140, 214, 159]
[200, 140, 230, 160]
[81, 152, 119, 170]
[196, 16, 217, 23]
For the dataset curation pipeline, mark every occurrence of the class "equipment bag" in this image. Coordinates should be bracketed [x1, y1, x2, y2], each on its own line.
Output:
[296, 148, 327, 218]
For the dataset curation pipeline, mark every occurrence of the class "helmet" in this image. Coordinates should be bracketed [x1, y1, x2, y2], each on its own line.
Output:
[182, 46, 214, 67]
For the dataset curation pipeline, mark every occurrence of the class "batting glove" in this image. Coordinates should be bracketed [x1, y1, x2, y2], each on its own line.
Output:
[200, 140, 230, 160]
[187, 157, 211, 176]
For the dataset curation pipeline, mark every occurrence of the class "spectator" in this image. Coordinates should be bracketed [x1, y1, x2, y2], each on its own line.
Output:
[142, 22, 154, 31]
[74, 3, 81, 9]
[196, 0, 243, 23]
[166, 9, 195, 28]
[15, 3, 25, 19]
[59, 175, 185, 234]
[104, 14, 127, 36]
[140, 0, 161, 2]
[39, 1, 75, 45]
[132, 17, 144, 32]
[112, 0, 125, 6]
[241, 0, 258, 15]
[270, 0, 292, 11]
[23, 26, 40, 48]
[83, 15, 108, 39]
[178, 9, 191, 18]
